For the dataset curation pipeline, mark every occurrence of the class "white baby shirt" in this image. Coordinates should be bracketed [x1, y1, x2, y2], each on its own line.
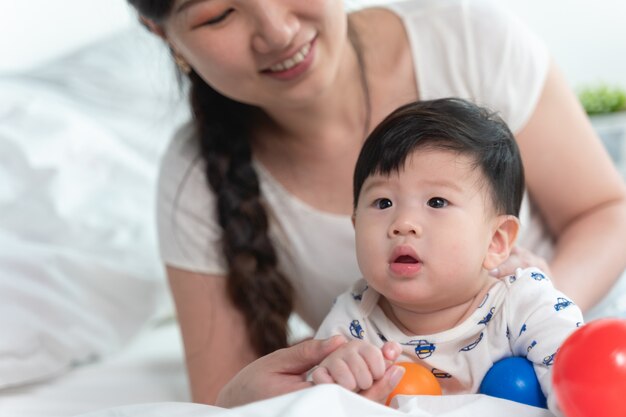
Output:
[315, 267, 583, 412]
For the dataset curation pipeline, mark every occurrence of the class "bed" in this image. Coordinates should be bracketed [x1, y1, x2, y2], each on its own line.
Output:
[0, 22, 191, 416]
[2, 4, 626, 417]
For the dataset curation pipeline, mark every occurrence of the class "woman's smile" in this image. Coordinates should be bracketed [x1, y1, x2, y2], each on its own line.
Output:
[261, 37, 317, 81]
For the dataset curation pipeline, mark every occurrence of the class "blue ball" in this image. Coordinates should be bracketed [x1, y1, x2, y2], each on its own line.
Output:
[479, 357, 547, 408]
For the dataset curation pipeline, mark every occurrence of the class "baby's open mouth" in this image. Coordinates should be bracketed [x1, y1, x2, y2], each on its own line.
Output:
[389, 251, 422, 276]
[394, 255, 418, 263]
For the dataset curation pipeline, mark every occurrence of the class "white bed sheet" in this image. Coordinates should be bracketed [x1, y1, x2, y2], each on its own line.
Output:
[70, 382, 554, 417]
[0, 317, 557, 417]
[0, 320, 189, 417]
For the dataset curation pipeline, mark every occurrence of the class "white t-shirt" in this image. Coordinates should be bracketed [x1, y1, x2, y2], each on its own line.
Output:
[156, 0, 550, 329]
[315, 268, 583, 413]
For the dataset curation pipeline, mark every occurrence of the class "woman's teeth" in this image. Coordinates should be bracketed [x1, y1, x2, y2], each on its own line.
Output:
[269, 43, 311, 72]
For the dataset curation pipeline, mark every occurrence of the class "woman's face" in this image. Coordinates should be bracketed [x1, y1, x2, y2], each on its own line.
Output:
[163, 0, 347, 108]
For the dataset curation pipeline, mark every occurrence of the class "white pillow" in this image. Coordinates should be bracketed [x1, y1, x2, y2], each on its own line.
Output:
[0, 24, 189, 389]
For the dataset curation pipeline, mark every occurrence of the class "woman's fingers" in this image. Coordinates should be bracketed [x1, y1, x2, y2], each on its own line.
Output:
[277, 335, 348, 374]
[216, 335, 348, 408]
[359, 364, 406, 404]
[490, 246, 551, 278]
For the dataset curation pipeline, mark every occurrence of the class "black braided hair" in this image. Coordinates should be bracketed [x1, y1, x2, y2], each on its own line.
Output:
[188, 71, 293, 355]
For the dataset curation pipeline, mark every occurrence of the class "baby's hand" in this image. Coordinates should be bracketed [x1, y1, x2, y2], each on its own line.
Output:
[311, 340, 401, 392]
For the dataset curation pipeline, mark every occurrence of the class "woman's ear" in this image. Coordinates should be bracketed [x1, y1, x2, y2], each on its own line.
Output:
[483, 215, 520, 271]
[140, 16, 166, 38]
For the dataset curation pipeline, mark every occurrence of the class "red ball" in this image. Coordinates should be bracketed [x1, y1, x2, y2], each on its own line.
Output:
[553, 318, 626, 417]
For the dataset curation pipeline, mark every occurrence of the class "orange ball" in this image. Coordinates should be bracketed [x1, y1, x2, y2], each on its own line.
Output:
[386, 362, 442, 405]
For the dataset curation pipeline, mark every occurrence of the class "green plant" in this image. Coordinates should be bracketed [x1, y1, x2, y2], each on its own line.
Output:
[578, 84, 626, 115]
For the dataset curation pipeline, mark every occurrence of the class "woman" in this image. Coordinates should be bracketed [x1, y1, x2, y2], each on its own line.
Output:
[127, 0, 626, 407]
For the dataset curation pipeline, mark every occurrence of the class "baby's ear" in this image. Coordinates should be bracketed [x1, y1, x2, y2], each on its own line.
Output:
[483, 215, 519, 271]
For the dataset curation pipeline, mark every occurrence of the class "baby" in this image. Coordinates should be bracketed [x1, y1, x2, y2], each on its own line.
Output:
[313, 98, 583, 413]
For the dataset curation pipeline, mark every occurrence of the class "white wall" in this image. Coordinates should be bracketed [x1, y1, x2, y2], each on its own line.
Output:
[501, 0, 626, 89]
[0, 0, 134, 73]
[2, 0, 626, 88]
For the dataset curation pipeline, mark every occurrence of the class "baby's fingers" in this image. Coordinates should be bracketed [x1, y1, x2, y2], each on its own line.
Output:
[325, 358, 358, 391]
[358, 344, 387, 380]
[381, 341, 402, 363]
[311, 366, 334, 385]
[345, 354, 375, 390]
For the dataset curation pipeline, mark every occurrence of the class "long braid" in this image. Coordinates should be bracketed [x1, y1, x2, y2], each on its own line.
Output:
[189, 72, 293, 356]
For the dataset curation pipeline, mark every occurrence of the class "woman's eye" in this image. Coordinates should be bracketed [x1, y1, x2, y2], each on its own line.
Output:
[374, 198, 393, 210]
[427, 197, 448, 208]
[198, 9, 233, 26]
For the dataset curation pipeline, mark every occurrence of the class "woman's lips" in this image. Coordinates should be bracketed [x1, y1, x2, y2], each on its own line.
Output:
[261, 38, 316, 81]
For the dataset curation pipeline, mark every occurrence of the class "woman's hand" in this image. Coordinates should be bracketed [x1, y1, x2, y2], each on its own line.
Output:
[489, 246, 551, 278]
[215, 335, 405, 408]
[215, 335, 346, 407]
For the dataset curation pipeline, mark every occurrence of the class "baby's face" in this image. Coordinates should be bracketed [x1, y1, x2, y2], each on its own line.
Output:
[353, 148, 500, 314]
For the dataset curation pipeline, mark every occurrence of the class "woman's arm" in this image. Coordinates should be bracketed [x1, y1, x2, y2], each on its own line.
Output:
[166, 265, 259, 404]
[516, 61, 626, 312]
[216, 336, 404, 408]
[167, 266, 403, 407]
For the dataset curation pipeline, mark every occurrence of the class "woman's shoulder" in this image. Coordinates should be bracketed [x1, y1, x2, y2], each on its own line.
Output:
[360, 0, 547, 132]
[159, 120, 199, 179]
[349, 0, 522, 73]
[349, 0, 527, 114]
[156, 120, 213, 226]
[348, 3, 418, 113]
[363, 0, 530, 56]
[364, 0, 510, 20]
[355, 0, 534, 54]
[156, 120, 227, 274]
[348, 5, 406, 61]
[354, 0, 494, 20]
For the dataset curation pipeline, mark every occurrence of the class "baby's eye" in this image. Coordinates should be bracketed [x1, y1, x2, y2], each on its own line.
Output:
[427, 197, 448, 208]
[374, 198, 393, 210]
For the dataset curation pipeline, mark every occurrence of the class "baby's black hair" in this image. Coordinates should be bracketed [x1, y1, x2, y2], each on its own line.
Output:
[353, 98, 524, 216]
